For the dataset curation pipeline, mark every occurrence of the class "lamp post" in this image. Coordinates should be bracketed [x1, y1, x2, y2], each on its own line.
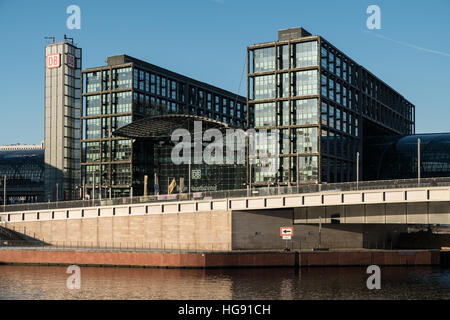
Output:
[244, 131, 253, 196]
[3, 176, 6, 208]
[418, 138, 421, 186]
[318, 216, 322, 249]
[356, 151, 360, 190]
[188, 160, 191, 197]
[82, 177, 86, 200]
[92, 172, 95, 201]
[297, 152, 300, 193]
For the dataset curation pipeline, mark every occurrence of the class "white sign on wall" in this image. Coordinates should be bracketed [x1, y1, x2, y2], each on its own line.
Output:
[280, 227, 293, 240]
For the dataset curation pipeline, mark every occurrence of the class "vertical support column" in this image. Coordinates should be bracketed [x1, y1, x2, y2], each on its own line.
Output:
[144, 175, 148, 197]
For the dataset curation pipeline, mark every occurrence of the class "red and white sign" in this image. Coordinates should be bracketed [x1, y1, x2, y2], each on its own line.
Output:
[46, 53, 61, 69]
[67, 53, 75, 69]
[280, 227, 294, 237]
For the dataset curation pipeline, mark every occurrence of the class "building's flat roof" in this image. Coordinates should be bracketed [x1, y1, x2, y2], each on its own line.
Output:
[83, 54, 246, 101]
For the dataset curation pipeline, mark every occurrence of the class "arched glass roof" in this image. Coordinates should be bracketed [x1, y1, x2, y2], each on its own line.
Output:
[112, 114, 234, 139]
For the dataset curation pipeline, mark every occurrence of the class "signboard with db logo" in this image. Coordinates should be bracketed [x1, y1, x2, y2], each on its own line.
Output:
[46, 53, 61, 69]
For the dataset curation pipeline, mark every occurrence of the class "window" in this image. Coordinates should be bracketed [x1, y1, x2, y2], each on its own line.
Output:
[321, 47, 328, 69]
[84, 142, 100, 162]
[253, 75, 276, 100]
[86, 118, 101, 139]
[277, 45, 289, 70]
[278, 73, 289, 98]
[254, 102, 276, 127]
[86, 72, 100, 93]
[111, 116, 131, 132]
[321, 75, 327, 97]
[85, 95, 100, 116]
[298, 156, 318, 183]
[111, 92, 132, 113]
[296, 128, 318, 154]
[294, 99, 318, 125]
[293, 41, 318, 68]
[321, 102, 328, 126]
[111, 140, 131, 162]
[329, 52, 335, 74]
[293, 70, 318, 96]
[102, 70, 110, 90]
[278, 101, 290, 126]
[281, 129, 290, 154]
[253, 47, 275, 72]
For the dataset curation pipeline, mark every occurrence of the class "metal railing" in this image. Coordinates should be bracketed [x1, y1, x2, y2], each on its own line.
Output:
[0, 239, 404, 252]
[0, 240, 233, 252]
[1, 177, 450, 213]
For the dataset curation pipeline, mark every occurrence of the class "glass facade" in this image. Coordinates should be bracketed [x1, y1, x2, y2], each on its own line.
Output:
[81, 55, 249, 198]
[136, 136, 245, 194]
[248, 28, 415, 186]
[0, 148, 45, 204]
[249, 38, 320, 186]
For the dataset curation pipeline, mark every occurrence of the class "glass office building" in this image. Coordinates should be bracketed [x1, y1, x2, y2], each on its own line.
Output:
[247, 27, 415, 186]
[81, 55, 250, 198]
[0, 145, 45, 204]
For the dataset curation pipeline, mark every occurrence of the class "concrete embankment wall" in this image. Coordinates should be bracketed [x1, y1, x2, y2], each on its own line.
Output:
[3, 210, 231, 251]
[3, 208, 413, 251]
[0, 249, 442, 268]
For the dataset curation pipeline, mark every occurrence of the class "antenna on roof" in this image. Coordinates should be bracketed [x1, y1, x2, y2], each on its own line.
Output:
[44, 36, 55, 44]
[64, 34, 74, 44]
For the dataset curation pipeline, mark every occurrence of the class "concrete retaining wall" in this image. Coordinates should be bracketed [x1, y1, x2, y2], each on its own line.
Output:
[2, 210, 231, 251]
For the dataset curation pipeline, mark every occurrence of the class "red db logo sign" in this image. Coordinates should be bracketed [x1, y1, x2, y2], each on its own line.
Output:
[46, 53, 61, 69]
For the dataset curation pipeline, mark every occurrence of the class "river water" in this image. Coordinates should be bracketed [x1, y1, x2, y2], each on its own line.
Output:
[0, 265, 449, 300]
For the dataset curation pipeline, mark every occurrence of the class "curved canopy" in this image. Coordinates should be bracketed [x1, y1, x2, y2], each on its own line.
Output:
[112, 114, 234, 139]
[365, 133, 450, 180]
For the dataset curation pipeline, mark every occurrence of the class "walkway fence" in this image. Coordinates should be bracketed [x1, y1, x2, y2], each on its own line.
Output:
[1, 177, 450, 213]
[0, 239, 399, 252]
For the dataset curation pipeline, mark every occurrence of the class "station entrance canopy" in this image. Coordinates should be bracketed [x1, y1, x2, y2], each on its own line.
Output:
[112, 114, 235, 139]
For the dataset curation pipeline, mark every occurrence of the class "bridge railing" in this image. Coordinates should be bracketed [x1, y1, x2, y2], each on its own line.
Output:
[1, 176, 450, 213]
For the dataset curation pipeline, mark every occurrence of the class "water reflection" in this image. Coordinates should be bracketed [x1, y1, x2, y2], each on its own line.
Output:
[0, 265, 448, 300]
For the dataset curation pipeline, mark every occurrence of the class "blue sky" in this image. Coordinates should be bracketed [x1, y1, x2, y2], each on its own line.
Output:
[0, 0, 449, 145]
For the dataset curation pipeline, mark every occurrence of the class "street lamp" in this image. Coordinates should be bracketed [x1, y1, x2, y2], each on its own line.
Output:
[356, 151, 360, 189]
[3, 176, 6, 208]
[244, 131, 254, 197]
[418, 138, 421, 185]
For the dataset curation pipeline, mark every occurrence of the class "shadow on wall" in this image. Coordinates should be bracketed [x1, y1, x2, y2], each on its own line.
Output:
[231, 209, 411, 250]
[396, 231, 450, 249]
[0, 225, 47, 247]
